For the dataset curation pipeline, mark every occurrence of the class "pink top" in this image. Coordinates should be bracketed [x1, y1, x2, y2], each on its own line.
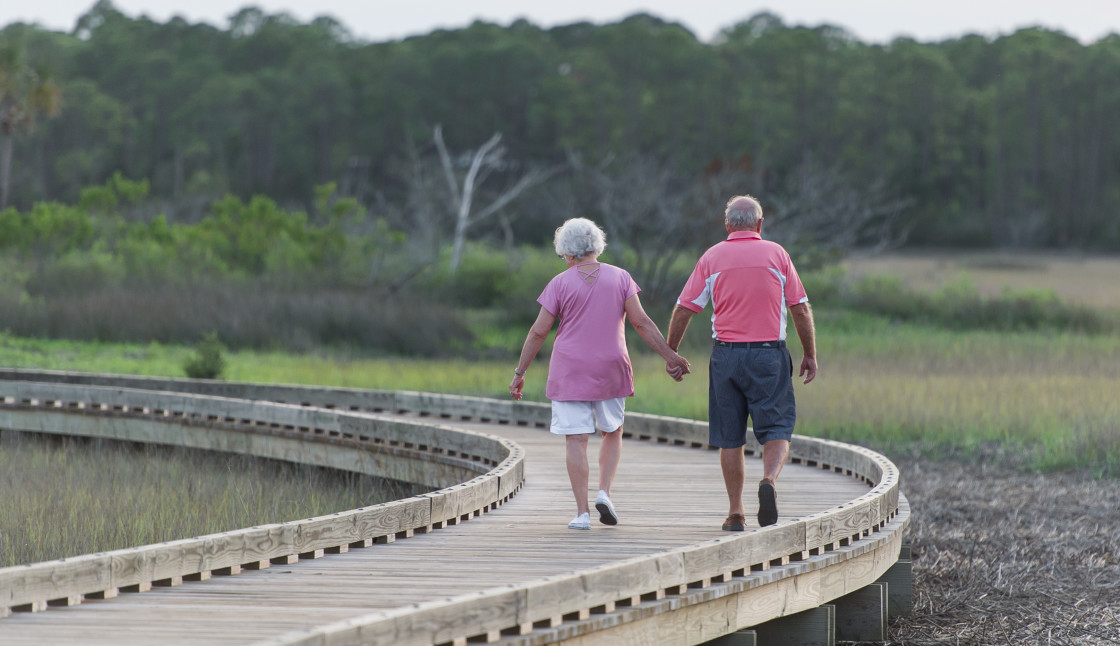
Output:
[676, 231, 808, 342]
[538, 262, 640, 401]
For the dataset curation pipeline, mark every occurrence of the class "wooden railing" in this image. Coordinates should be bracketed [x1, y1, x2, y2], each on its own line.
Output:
[0, 369, 909, 645]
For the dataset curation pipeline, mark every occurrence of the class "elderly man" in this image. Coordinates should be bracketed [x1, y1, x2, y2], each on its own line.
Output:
[667, 195, 817, 530]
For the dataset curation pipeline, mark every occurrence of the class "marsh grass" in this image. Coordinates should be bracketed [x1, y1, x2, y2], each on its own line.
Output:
[4, 313, 1118, 475]
[0, 433, 421, 567]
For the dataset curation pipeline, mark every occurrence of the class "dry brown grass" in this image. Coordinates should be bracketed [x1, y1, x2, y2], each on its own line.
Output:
[843, 251, 1120, 310]
[879, 449, 1120, 645]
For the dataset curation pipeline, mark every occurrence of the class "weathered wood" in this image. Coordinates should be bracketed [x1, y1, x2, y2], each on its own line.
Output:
[832, 582, 886, 642]
[0, 380, 520, 616]
[0, 372, 907, 646]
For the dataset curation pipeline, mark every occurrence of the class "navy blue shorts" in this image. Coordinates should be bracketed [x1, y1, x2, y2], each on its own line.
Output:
[707, 343, 796, 448]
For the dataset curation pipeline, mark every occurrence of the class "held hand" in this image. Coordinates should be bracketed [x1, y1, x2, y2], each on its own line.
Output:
[799, 356, 818, 384]
[509, 375, 525, 400]
[665, 354, 691, 382]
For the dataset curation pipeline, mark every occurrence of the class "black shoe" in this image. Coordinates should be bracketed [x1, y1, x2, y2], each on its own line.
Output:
[757, 480, 778, 527]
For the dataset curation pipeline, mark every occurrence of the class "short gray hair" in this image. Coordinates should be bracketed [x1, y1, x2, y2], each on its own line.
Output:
[724, 195, 763, 230]
[554, 218, 607, 259]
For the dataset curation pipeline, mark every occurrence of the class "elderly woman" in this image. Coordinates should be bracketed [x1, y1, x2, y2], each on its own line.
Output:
[510, 218, 690, 530]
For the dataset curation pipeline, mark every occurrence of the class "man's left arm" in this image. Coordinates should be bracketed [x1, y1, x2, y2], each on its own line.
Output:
[789, 302, 817, 384]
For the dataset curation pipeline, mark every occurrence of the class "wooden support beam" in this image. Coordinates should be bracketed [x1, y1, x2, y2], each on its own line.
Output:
[876, 559, 913, 618]
[833, 582, 887, 642]
[704, 630, 757, 646]
[752, 605, 835, 646]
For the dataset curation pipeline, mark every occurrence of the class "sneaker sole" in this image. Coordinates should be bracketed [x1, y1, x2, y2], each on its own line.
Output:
[595, 502, 618, 526]
[758, 482, 778, 527]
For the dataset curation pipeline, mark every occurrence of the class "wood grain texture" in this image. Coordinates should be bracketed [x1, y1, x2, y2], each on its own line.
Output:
[0, 371, 908, 645]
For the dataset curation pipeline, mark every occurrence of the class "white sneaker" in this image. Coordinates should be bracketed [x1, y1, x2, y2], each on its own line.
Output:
[595, 490, 618, 525]
[568, 512, 591, 530]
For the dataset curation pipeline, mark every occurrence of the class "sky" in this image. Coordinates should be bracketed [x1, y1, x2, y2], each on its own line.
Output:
[2, 0, 1118, 45]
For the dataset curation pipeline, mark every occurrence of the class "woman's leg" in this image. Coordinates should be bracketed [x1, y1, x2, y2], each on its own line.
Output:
[565, 433, 591, 514]
[597, 427, 622, 495]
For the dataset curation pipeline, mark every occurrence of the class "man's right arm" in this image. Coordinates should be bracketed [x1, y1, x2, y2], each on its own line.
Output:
[667, 304, 695, 352]
[789, 302, 817, 384]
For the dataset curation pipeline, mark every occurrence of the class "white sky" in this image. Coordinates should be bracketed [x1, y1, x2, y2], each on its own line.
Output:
[2, 0, 1118, 44]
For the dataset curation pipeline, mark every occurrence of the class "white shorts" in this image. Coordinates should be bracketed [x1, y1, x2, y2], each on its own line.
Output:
[550, 398, 626, 435]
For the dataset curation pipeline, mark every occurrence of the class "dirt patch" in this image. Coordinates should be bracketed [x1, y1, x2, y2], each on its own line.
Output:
[875, 453, 1120, 645]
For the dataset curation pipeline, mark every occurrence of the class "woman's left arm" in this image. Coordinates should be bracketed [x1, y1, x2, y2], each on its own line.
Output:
[510, 306, 556, 400]
[624, 295, 691, 380]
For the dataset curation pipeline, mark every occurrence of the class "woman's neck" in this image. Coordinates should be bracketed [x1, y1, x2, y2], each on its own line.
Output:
[565, 254, 600, 268]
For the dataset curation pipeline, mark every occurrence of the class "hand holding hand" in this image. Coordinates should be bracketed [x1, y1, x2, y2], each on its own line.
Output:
[665, 353, 691, 382]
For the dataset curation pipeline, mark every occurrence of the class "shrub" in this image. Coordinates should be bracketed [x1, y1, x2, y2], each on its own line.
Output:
[841, 270, 1115, 333]
[183, 332, 227, 379]
[0, 284, 475, 356]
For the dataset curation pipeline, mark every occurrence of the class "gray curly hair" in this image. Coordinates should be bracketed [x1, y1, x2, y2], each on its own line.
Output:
[724, 195, 763, 230]
[554, 218, 607, 259]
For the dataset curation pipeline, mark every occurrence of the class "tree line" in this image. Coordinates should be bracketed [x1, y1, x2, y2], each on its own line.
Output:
[2, 1, 1119, 257]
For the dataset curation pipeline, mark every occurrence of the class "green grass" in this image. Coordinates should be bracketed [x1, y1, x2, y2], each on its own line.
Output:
[4, 312, 1119, 476]
[3, 308, 1119, 566]
[0, 433, 420, 567]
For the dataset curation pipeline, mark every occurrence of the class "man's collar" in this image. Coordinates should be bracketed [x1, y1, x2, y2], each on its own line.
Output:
[727, 230, 762, 241]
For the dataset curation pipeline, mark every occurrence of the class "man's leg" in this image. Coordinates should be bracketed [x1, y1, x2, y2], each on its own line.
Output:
[757, 439, 789, 527]
[566, 434, 590, 515]
[761, 439, 789, 483]
[720, 447, 746, 517]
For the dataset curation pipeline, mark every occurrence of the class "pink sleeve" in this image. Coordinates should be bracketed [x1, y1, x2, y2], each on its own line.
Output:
[624, 269, 640, 300]
[676, 257, 709, 312]
[784, 256, 809, 306]
[537, 275, 562, 316]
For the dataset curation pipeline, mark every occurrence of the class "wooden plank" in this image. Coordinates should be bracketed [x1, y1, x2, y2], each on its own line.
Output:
[0, 375, 905, 646]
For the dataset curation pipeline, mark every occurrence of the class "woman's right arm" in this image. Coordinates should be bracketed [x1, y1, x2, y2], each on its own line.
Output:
[510, 306, 556, 400]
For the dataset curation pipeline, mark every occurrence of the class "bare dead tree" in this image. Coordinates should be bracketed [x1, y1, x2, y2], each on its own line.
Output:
[433, 125, 559, 272]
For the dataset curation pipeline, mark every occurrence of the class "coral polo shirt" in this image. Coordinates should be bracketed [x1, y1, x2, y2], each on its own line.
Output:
[676, 231, 808, 342]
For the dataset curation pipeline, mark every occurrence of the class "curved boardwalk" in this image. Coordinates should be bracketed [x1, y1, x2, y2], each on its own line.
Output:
[0, 372, 908, 645]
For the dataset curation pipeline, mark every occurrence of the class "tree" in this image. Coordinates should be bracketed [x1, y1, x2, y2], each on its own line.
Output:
[0, 40, 62, 208]
[563, 151, 711, 298]
[764, 155, 913, 267]
[432, 125, 558, 271]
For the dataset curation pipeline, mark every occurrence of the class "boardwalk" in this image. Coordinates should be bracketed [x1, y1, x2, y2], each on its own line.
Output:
[0, 372, 906, 645]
